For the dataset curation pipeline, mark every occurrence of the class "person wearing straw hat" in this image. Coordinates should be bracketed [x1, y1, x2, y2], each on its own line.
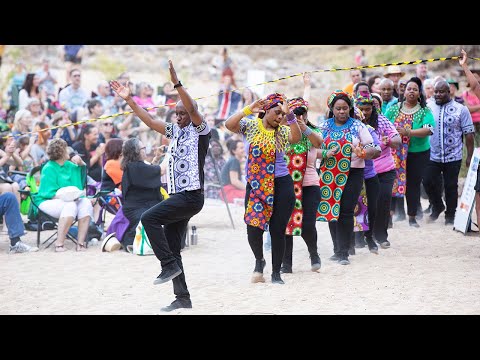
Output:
[384, 65, 406, 99]
[110, 60, 211, 312]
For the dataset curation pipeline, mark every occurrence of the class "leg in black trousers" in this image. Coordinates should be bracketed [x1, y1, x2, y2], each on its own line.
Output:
[423, 160, 445, 220]
[141, 191, 204, 304]
[364, 175, 379, 242]
[406, 150, 430, 225]
[281, 185, 321, 272]
[165, 218, 190, 301]
[268, 175, 296, 276]
[245, 175, 295, 283]
[443, 161, 462, 221]
[328, 168, 364, 263]
[373, 170, 396, 245]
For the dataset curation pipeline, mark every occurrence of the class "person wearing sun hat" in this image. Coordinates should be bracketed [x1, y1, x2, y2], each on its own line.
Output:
[280, 73, 324, 274]
[225, 92, 302, 284]
[316, 90, 377, 265]
[384, 65, 406, 99]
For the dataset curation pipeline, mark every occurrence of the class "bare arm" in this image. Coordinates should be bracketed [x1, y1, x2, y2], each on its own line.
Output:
[225, 98, 267, 133]
[168, 60, 203, 126]
[297, 116, 323, 148]
[465, 133, 474, 168]
[229, 170, 245, 190]
[280, 99, 302, 144]
[302, 72, 311, 102]
[110, 80, 166, 135]
[460, 49, 480, 99]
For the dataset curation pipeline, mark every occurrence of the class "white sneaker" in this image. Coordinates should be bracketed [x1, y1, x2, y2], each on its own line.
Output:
[9, 241, 39, 254]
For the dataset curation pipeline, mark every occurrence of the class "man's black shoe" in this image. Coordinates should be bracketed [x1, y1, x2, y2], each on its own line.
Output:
[160, 299, 192, 312]
[366, 238, 378, 254]
[445, 217, 454, 226]
[355, 235, 367, 248]
[153, 265, 182, 285]
[310, 253, 321, 272]
[271, 272, 285, 284]
[280, 264, 292, 274]
[429, 204, 446, 222]
[329, 253, 341, 261]
[378, 240, 391, 249]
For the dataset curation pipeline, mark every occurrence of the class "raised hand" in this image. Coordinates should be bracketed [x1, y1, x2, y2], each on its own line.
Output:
[279, 94, 289, 115]
[459, 49, 467, 67]
[168, 60, 179, 85]
[249, 98, 268, 114]
[297, 115, 307, 131]
[327, 144, 339, 157]
[110, 80, 131, 100]
[303, 72, 311, 86]
[353, 143, 365, 158]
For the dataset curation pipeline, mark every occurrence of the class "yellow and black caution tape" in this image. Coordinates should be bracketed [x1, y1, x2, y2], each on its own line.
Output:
[3, 55, 479, 140]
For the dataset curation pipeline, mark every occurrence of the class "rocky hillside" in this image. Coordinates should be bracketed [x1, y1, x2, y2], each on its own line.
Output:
[2, 45, 479, 115]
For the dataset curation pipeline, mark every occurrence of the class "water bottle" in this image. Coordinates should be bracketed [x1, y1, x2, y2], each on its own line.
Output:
[190, 225, 198, 245]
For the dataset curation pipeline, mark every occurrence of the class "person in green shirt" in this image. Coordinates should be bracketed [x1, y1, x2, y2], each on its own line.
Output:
[36, 138, 93, 252]
[384, 77, 435, 228]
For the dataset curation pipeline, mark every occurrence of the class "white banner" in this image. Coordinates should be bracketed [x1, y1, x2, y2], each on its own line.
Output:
[454, 148, 480, 234]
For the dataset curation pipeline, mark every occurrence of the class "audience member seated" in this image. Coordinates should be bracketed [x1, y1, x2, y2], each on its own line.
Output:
[204, 139, 226, 200]
[36, 138, 93, 252]
[0, 192, 39, 253]
[101, 138, 124, 192]
[72, 124, 104, 182]
[30, 122, 51, 166]
[120, 138, 164, 249]
[220, 139, 246, 204]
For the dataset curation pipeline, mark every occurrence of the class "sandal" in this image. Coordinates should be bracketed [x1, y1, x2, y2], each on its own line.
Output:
[55, 244, 66, 252]
[76, 243, 87, 252]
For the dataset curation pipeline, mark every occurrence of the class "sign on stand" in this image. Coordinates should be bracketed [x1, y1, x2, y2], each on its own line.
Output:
[454, 148, 480, 234]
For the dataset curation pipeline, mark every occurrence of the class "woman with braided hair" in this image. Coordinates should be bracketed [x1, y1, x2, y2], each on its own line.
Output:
[317, 90, 377, 265]
[225, 92, 301, 285]
[384, 77, 434, 229]
[354, 92, 399, 251]
[280, 73, 324, 274]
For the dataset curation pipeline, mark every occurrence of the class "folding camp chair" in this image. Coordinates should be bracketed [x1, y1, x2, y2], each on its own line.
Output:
[21, 164, 101, 249]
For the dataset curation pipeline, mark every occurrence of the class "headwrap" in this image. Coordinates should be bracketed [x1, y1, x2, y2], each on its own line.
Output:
[288, 97, 309, 112]
[354, 92, 374, 106]
[263, 92, 285, 111]
[327, 90, 353, 109]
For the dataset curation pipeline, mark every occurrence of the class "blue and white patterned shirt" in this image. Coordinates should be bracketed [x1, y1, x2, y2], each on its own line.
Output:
[429, 99, 474, 163]
[164, 120, 211, 194]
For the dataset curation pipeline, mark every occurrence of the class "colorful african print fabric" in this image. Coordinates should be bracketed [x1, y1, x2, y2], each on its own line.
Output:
[285, 126, 320, 236]
[317, 119, 353, 222]
[353, 183, 369, 231]
[389, 110, 413, 198]
[241, 118, 289, 231]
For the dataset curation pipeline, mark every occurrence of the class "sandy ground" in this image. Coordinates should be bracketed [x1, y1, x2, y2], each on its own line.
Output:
[1, 197, 480, 315]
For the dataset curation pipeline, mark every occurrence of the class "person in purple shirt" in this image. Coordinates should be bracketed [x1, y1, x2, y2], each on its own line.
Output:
[356, 92, 401, 249]
[225, 92, 301, 285]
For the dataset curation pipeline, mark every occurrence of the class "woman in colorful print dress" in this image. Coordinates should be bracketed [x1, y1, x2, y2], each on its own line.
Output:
[280, 90, 324, 273]
[225, 93, 301, 284]
[317, 90, 377, 265]
[384, 77, 434, 228]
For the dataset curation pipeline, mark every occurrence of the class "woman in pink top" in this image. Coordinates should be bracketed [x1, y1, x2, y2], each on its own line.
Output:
[280, 85, 324, 274]
[462, 72, 480, 146]
[132, 82, 156, 115]
[280, 74, 324, 274]
[356, 93, 400, 249]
